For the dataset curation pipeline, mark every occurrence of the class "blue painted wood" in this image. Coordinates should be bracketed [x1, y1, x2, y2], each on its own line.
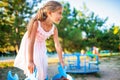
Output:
[58, 63, 67, 77]
[7, 71, 19, 80]
[52, 63, 74, 80]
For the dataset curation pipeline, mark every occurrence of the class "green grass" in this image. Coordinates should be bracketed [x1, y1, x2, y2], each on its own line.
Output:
[100, 52, 120, 57]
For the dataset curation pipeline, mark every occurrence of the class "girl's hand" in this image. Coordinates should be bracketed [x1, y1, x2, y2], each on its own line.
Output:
[60, 60, 65, 68]
[28, 62, 35, 74]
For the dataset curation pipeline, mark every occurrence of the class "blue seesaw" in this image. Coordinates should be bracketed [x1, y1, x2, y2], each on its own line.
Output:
[64, 53, 100, 74]
[7, 63, 74, 80]
[7, 71, 19, 80]
[7, 68, 42, 80]
[52, 63, 74, 80]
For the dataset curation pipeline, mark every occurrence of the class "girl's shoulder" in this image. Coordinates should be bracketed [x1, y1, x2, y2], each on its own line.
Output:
[33, 20, 39, 27]
[34, 20, 39, 25]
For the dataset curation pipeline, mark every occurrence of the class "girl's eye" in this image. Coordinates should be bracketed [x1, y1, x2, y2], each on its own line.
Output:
[59, 12, 62, 15]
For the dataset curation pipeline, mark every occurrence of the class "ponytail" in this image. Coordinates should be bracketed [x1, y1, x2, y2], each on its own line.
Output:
[27, 7, 47, 37]
[37, 7, 47, 21]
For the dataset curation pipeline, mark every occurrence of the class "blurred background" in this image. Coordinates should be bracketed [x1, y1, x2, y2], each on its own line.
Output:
[0, 0, 120, 80]
[0, 0, 120, 56]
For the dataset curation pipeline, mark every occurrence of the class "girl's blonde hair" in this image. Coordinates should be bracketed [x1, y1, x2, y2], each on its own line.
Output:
[27, 1, 62, 37]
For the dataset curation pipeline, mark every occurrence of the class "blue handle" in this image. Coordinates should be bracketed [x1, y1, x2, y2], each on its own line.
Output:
[58, 63, 67, 78]
[52, 63, 74, 80]
[7, 71, 19, 80]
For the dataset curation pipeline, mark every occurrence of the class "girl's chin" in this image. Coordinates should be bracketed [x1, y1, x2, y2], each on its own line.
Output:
[54, 21, 60, 24]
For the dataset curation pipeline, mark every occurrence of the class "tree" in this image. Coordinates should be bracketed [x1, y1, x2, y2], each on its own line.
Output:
[92, 24, 120, 52]
[56, 2, 108, 52]
[0, 0, 41, 53]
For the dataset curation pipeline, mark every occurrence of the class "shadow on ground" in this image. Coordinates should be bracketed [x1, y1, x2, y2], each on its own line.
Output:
[0, 67, 26, 80]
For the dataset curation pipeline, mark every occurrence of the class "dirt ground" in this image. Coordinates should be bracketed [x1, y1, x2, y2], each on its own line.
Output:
[0, 56, 120, 80]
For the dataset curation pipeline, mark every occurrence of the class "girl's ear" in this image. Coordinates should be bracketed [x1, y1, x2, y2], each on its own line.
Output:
[47, 11, 52, 16]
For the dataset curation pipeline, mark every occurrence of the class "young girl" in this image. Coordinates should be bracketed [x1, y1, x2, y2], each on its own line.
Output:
[14, 1, 64, 80]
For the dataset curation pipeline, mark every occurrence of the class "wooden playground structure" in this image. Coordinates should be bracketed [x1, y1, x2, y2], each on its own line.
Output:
[64, 53, 100, 74]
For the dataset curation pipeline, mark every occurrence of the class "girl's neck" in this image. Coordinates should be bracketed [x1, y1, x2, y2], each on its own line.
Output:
[41, 18, 53, 32]
[41, 18, 52, 27]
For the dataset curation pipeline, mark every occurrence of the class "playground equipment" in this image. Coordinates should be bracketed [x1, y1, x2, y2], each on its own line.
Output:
[64, 53, 99, 74]
[7, 71, 19, 80]
[7, 69, 47, 80]
[24, 67, 38, 80]
[52, 63, 74, 80]
[7, 63, 73, 80]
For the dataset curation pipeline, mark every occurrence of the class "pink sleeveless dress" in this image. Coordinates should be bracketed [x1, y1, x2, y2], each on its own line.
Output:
[14, 21, 55, 80]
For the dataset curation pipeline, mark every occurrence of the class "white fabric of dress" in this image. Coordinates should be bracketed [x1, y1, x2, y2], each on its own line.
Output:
[14, 21, 55, 80]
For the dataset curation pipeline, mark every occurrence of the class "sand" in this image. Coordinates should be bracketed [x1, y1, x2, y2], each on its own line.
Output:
[48, 57, 120, 80]
[0, 56, 120, 80]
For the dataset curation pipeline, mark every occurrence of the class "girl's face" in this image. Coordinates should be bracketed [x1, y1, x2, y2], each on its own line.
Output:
[48, 8, 63, 24]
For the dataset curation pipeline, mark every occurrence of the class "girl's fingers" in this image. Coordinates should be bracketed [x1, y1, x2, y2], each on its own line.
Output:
[28, 67, 32, 73]
[61, 61, 65, 68]
[28, 64, 35, 73]
[30, 67, 34, 73]
[32, 65, 35, 73]
[31, 65, 35, 73]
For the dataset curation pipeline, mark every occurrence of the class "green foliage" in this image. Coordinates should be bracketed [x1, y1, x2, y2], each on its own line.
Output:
[46, 2, 120, 52]
[0, 1, 119, 53]
[0, 0, 41, 53]
[100, 25, 120, 51]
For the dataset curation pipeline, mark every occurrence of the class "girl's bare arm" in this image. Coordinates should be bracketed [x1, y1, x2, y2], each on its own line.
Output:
[53, 27, 64, 66]
[27, 21, 38, 73]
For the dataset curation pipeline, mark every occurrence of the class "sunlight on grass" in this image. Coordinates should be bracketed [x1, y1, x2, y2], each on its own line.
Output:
[48, 58, 59, 64]
[0, 61, 14, 68]
[0, 58, 59, 68]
